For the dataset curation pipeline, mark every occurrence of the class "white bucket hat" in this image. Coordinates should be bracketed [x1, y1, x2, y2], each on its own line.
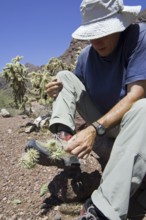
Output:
[72, 0, 141, 40]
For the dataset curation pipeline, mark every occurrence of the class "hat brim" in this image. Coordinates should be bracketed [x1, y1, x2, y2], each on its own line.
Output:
[72, 5, 141, 40]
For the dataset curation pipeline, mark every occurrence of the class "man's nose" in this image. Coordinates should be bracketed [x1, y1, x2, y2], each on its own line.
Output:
[90, 38, 104, 45]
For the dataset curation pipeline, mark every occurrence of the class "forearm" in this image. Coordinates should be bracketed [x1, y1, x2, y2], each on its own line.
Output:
[95, 81, 146, 130]
[97, 96, 134, 129]
[66, 81, 146, 159]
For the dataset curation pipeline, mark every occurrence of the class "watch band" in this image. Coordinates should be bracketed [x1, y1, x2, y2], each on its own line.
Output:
[91, 121, 106, 136]
[92, 121, 101, 129]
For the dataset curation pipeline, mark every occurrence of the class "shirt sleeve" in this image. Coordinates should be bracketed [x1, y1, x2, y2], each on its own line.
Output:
[125, 23, 146, 84]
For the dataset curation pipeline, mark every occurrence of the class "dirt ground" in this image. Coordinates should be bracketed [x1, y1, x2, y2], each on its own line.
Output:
[0, 115, 82, 220]
[0, 115, 146, 220]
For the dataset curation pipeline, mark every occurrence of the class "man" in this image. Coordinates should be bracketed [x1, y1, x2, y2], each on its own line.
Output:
[26, 0, 146, 219]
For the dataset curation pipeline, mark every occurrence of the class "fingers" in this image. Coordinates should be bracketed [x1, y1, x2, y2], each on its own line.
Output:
[65, 135, 91, 159]
[71, 146, 90, 159]
[78, 152, 90, 159]
[45, 78, 63, 97]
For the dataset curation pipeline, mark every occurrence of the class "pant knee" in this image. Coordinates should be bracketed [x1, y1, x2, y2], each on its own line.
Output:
[132, 98, 146, 115]
[122, 98, 146, 126]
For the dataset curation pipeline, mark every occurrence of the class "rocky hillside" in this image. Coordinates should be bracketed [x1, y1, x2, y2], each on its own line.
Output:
[59, 39, 89, 65]
[136, 9, 146, 22]
[25, 63, 42, 73]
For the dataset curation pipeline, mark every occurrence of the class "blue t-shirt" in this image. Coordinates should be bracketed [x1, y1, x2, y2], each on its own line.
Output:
[74, 23, 146, 114]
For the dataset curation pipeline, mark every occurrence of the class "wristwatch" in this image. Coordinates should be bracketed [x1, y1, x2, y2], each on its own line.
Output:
[91, 121, 106, 136]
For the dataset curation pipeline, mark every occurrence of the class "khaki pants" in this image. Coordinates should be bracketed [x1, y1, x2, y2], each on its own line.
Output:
[50, 70, 118, 136]
[49, 71, 146, 220]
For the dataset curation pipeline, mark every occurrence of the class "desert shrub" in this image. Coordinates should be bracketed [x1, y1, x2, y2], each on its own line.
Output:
[0, 53, 79, 111]
[0, 89, 13, 108]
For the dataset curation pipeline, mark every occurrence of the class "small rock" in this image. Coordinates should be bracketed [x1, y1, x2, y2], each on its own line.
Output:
[1, 108, 11, 117]
[7, 129, 12, 134]
[54, 212, 62, 220]
[54, 206, 59, 211]
[11, 214, 18, 220]
[25, 125, 37, 133]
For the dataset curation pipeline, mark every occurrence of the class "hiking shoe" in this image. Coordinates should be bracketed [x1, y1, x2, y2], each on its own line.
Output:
[25, 131, 80, 168]
[57, 131, 73, 141]
[75, 198, 108, 220]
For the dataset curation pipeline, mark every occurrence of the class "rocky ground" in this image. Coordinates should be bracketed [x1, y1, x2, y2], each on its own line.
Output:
[0, 114, 146, 220]
[0, 114, 81, 220]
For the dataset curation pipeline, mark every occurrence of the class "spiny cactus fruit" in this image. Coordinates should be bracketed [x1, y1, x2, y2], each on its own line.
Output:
[21, 148, 40, 169]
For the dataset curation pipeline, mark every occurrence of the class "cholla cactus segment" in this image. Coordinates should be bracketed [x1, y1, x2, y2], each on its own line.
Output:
[45, 139, 61, 150]
[21, 149, 40, 169]
[50, 147, 67, 160]
[38, 139, 70, 160]
[59, 203, 81, 216]
[40, 183, 48, 197]
[46, 139, 70, 160]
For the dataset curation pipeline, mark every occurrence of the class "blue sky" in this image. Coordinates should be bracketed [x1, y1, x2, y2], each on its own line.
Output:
[0, 0, 146, 72]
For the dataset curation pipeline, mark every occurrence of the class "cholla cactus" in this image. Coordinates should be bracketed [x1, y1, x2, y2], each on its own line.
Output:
[21, 148, 40, 169]
[1, 52, 79, 110]
[46, 57, 75, 76]
[1, 56, 28, 109]
[28, 69, 52, 105]
[46, 57, 66, 76]
[28, 57, 75, 105]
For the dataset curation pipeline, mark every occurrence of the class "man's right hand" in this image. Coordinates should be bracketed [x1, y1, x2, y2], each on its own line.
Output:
[45, 78, 63, 98]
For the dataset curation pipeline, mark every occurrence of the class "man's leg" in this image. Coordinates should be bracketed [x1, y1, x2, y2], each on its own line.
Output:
[91, 99, 146, 220]
[25, 70, 102, 168]
[49, 70, 101, 133]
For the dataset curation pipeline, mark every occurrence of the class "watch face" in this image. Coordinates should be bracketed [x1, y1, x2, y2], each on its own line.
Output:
[97, 124, 106, 135]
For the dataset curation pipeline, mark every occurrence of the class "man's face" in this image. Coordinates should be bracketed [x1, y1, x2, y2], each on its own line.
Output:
[90, 32, 121, 57]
